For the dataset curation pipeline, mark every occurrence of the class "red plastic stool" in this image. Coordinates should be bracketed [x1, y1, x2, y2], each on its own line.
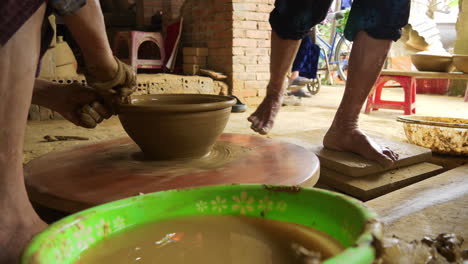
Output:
[113, 31, 165, 72]
[365, 74, 416, 115]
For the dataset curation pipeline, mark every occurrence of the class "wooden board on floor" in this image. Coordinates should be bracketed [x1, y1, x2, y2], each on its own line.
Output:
[278, 130, 432, 177]
[318, 162, 444, 201]
[366, 165, 468, 248]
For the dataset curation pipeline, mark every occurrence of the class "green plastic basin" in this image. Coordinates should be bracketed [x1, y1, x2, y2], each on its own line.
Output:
[22, 185, 382, 264]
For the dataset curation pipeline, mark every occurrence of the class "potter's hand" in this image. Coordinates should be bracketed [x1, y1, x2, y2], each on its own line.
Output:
[41, 82, 112, 128]
[85, 57, 136, 111]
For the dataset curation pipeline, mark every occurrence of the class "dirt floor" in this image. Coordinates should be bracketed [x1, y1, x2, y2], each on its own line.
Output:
[24, 84, 468, 163]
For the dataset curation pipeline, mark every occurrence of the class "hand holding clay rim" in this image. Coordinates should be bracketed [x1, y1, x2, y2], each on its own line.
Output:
[85, 57, 137, 113]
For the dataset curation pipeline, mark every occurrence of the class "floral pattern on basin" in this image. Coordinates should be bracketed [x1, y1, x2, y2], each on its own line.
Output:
[22, 185, 382, 264]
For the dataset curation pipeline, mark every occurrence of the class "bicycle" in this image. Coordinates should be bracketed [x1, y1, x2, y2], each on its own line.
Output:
[302, 11, 352, 95]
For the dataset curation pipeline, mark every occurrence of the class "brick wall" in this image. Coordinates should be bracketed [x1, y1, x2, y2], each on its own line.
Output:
[231, 0, 274, 97]
[181, 0, 234, 80]
[181, 0, 274, 98]
[140, 0, 184, 26]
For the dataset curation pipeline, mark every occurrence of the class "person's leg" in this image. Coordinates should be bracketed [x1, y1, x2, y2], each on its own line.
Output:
[249, 0, 333, 134]
[323, 31, 398, 167]
[248, 31, 301, 134]
[0, 4, 47, 263]
[323, 0, 409, 167]
[289, 71, 300, 85]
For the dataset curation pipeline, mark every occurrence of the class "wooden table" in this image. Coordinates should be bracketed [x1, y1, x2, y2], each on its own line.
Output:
[365, 70, 468, 115]
[25, 134, 320, 213]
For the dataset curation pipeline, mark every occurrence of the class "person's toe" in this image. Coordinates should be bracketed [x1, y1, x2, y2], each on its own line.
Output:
[383, 148, 399, 161]
[374, 154, 394, 168]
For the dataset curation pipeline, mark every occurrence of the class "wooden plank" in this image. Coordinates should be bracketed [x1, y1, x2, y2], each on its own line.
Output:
[366, 165, 468, 248]
[381, 70, 468, 80]
[319, 162, 444, 201]
[278, 130, 432, 177]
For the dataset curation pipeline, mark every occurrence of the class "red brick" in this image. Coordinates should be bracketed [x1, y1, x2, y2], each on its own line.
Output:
[257, 22, 271, 30]
[257, 88, 267, 96]
[233, 11, 269, 21]
[210, 48, 233, 56]
[232, 64, 246, 72]
[232, 47, 245, 55]
[233, 20, 257, 29]
[232, 29, 246, 38]
[233, 3, 258, 11]
[256, 72, 270, 80]
[257, 3, 273, 12]
[233, 55, 257, 64]
[233, 72, 256, 80]
[244, 47, 269, 56]
[244, 80, 268, 89]
[257, 56, 270, 64]
[183, 47, 209, 56]
[232, 81, 245, 91]
[245, 64, 270, 72]
[232, 38, 257, 47]
[183, 56, 207, 65]
[240, 88, 258, 97]
[257, 39, 271, 48]
[246, 30, 270, 39]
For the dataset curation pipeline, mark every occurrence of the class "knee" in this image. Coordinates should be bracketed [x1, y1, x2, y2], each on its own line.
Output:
[269, 0, 332, 40]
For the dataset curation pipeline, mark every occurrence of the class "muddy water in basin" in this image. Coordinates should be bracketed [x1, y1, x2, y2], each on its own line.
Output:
[75, 215, 344, 264]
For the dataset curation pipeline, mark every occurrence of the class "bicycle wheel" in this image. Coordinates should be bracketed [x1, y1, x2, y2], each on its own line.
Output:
[333, 36, 352, 81]
[307, 78, 321, 95]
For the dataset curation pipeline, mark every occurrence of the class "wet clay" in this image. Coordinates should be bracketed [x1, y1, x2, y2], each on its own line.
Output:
[118, 94, 236, 160]
[25, 134, 320, 213]
[75, 216, 344, 264]
[111, 140, 252, 176]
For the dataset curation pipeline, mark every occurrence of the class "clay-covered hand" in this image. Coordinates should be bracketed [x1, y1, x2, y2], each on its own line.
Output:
[41, 82, 112, 128]
[85, 57, 136, 111]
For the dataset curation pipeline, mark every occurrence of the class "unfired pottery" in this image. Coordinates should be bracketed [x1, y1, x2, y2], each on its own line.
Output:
[453, 54, 468, 73]
[118, 94, 236, 160]
[410, 54, 453, 72]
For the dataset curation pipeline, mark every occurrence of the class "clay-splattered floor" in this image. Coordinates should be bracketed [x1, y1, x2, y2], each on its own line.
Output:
[24, 85, 468, 163]
[24, 84, 468, 251]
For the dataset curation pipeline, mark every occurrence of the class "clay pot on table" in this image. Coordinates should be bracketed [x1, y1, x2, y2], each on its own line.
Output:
[453, 54, 468, 73]
[118, 94, 236, 160]
[410, 54, 454, 72]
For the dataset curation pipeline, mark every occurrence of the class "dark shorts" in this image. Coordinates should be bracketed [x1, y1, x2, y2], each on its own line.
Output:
[270, 0, 411, 41]
[0, 0, 86, 47]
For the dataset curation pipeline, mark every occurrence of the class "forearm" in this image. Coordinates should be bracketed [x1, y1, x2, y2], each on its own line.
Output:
[62, 0, 116, 81]
[31, 79, 59, 107]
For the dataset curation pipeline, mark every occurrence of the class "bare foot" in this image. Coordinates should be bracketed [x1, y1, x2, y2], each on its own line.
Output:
[0, 211, 47, 263]
[323, 126, 399, 168]
[248, 93, 282, 135]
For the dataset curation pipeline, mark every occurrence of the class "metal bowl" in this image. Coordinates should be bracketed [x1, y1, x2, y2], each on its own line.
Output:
[410, 54, 454, 72]
[397, 116, 468, 156]
[453, 54, 468, 73]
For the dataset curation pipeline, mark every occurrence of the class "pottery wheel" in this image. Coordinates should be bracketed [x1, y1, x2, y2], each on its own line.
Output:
[25, 133, 320, 213]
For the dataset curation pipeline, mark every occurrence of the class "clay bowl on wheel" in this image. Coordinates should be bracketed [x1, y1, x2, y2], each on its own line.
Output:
[118, 94, 236, 160]
[453, 54, 468, 73]
[22, 185, 383, 264]
[410, 54, 453, 72]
